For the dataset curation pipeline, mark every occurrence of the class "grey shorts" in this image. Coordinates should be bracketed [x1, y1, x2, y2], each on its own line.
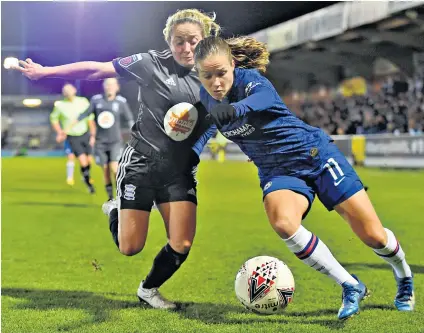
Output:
[67, 132, 92, 157]
[94, 142, 122, 166]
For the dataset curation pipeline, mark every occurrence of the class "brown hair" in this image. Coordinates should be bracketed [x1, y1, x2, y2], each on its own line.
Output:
[194, 36, 270, 73]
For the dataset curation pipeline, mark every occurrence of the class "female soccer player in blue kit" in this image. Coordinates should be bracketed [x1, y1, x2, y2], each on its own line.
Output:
[193, 36, 415, 320]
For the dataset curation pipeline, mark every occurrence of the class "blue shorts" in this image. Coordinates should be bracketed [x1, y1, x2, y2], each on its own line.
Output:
[64, 139, 72, 156]
[261, 143, 364, 219]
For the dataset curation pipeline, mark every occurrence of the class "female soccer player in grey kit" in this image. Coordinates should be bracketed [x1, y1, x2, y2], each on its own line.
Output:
[12, 9, 222, 309]
[194, 36, 415, 320]
[76, 78, 135, 201]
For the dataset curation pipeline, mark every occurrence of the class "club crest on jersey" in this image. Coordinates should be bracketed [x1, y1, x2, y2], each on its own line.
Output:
[310, 147, 319, 157]
[112, 102, 119, 112]
[164, 102, 198, 141]
[118, 54, 142, 68]
[97, 111, 115, 129]
[248, 260, 278, 303]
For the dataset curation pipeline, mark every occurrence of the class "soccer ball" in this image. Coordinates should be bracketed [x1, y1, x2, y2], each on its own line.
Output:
[235, 256, 295, 315]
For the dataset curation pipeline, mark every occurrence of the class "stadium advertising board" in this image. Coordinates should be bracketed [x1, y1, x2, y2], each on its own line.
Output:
[364, 134, 424, 168]
[365, 135, 424, 157]
[211, 135, 424, 169]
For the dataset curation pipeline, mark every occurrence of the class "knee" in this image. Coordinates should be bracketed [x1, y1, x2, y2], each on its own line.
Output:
[119, 243, 144, 256]
[79, 156, 88, 166]
[169, 240, 192, 254]
[117, 210, 149, 256]
[118, 237, 145, 256]
[270, 215, 301, 239]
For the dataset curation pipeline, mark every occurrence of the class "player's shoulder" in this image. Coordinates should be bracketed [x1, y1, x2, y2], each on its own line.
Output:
[147, 49, 175, 69]
[53, 100, 64, 108]
[77, 96, 90, 104]
[236, 68, 273, 95]
[91, 94, 103, 102]
[236, 68, 264, 83]
[115, 95, 127, 103]
[121, 50, 172, 62]
[147, 49, 173, 61]
[117, 49, 173, 73]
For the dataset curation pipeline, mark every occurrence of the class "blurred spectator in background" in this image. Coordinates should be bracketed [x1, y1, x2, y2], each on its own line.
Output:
[290, 73, 424, 136]
[1, 112, 13, 149]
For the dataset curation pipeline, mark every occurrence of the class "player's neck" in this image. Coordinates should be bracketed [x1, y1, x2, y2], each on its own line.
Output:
[65, 96, 76, 102]
[106, 94, 116, 101]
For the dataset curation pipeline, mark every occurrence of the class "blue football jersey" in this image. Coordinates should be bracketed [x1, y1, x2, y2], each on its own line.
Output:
[199, 68, 333, 179]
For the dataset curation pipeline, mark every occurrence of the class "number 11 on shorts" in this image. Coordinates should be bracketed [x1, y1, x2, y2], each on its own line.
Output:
[324, 158, 345, 186]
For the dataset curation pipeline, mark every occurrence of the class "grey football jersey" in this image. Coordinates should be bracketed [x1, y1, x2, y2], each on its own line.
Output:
[112, 50, 210, 162]
[78, 94, 134, 144]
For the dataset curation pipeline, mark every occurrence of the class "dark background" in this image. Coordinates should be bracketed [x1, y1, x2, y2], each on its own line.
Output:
[1, 1, 334, 106]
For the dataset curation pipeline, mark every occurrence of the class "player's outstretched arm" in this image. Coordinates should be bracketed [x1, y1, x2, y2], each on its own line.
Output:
[192, 125, 217, 156]
[10, 58, 118, 81]
[231, 82, 276, 117]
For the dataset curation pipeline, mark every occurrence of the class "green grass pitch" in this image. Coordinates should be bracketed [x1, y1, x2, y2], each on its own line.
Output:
[2, 157, 423, 333]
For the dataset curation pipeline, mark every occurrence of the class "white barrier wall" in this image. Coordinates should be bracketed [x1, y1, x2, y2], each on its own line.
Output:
[202, 134, 424, 169]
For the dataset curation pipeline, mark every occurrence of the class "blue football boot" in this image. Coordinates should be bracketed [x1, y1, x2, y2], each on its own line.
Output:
[338, 274, 369, 320]
[394, 273, 415, 311]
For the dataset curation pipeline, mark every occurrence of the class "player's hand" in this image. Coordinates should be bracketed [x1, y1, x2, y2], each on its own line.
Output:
[209, 104, 237, 127]
[89, 135, 96, 147]
[10, 58, 46, 81]
[56, 132, 66, 143]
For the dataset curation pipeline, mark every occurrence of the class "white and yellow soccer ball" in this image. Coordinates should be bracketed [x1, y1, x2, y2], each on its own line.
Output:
[235, 256, 295, 315]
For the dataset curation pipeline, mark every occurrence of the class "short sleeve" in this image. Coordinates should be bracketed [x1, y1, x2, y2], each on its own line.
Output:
[112, 53, 154, 85]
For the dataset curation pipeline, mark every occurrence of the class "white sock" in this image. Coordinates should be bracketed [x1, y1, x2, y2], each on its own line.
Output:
[373, 228, 412, 278]
[283, 225, 358, 286]
[66, 161, 75, 179]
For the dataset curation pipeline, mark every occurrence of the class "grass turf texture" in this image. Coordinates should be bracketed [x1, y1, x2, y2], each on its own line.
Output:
[2, 157, 423, 333]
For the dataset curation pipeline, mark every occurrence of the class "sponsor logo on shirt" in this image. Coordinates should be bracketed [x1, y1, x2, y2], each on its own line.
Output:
[222, 124, 255, 138]
[164, 102, 198, 141]
[97, 111, 115, 129]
